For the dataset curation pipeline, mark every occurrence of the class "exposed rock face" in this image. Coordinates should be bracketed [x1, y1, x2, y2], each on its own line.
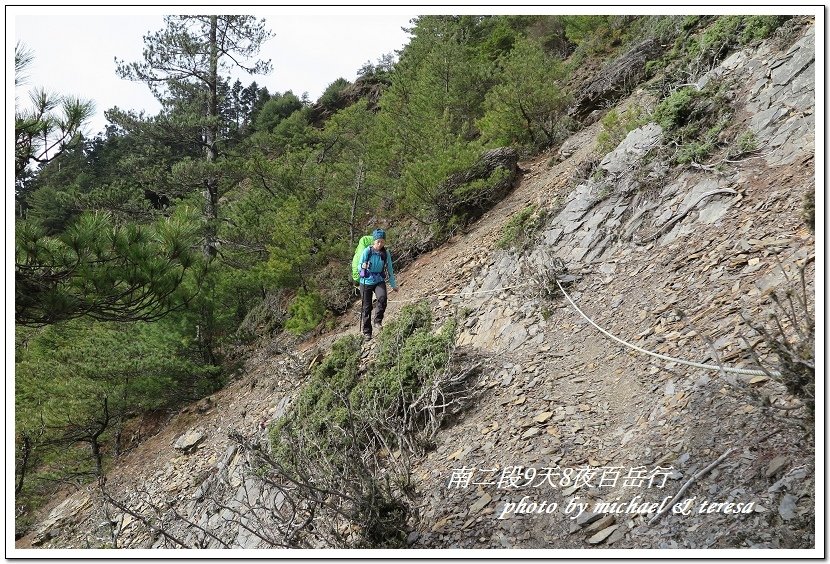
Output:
[307, 74, 389, 125]
[455, 23, 814, 358]
[569, 38, 664, 122]
[31, 496, 91, 546]
[414, 22, 814, 551]
[741, 26, 815, 165]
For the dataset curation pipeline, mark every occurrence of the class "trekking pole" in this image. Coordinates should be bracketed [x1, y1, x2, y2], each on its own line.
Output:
[359, 282, 365, 334]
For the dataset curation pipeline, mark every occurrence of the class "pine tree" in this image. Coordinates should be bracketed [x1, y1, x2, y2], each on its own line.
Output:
[14, 42, 94, 191]
[15, 208, 202, 326]
[478, 36, 571, 147]
[116, 15, 273, 260]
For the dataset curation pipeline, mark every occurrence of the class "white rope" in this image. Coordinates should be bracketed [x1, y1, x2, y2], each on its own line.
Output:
[382, 265, 778, 377]
[555, 279, 780, 377]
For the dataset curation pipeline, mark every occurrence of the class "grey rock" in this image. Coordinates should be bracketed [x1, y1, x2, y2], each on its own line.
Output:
[697, 197, 734, 224]
[588, 524, 619, 544]
[521, 427, 541, 440]
[769, 466, 808, 493]
[576, 511, 603, 526]
[569, 246, 590, 262]
[771, 39, 813, 87]
[544, 228, 564, 246]
[174, 429, 207, 453]
[501, 324, 529, 350]
[600, 123, 663, 175]
[32, 528, 58, 547]
[606, 526, 626, 545]
[778, 494, 798, 521]
[765, 456, 789, 478]
[32, 494, 91, 543]
[557, 274, 581, 284]
[599, 262, 617, 275]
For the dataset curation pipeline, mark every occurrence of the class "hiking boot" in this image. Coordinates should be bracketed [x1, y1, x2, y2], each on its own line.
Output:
[363, 333, 372, 341]
[373, 320, 382, 330]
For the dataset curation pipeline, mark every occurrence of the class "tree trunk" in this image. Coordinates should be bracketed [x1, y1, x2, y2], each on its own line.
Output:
[198, 16, 221, 365]
[91, 439, 103, 478]
[203, 15, 220, 260]
[90, 397, 110, 478]
[349, 158, 364, 245]
[517, 100, 536, 142]
[15, 433, 32, 495]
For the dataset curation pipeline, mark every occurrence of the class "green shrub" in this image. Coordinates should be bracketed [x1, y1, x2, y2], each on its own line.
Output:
[319, 77, 352, 111]
[449, 166, 513, 228]
[681, 15, 705, 31]
[497, 204, 549, 250]
[351, 305, 457, 421]
[653, 82, 733, 165]
[235, 291, 285, 343]
[268, 302, 465, 547]
[272, 301, 456, 461]
[372, 301, 434, 372]
[396, 136, 482, 228]
[659, 15, 791, 84]
[255, 91, 303, 132]
[691, 16, 743, 62]
[740, 15, 790, 44]
[675, 140, 711, 165]
[561, 15, 612, 46]
[453, 167, 510, 204]
[736, 130, 758, 154]
[15, 317, 221, 527]
[561, 15, 637, 58]
[284, 291, 326, 335]
[270, 334, 362, 458]
[653, 87, 697, 130]
[478, 37, 570, 148]
[644, 58, 666, 77]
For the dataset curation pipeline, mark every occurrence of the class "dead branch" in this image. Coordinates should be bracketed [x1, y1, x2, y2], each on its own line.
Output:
[98, 480, 192, 549]
[648, 448, 734, 525]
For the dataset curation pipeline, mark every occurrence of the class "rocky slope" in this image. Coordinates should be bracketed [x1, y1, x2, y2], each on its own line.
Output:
[17, 19, 816, 552]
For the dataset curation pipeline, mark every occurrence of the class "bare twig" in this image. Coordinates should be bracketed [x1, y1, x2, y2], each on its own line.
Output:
[754, 428, 783, 444]
[648, 448, 734, 525]
[98, 480, 192, 548]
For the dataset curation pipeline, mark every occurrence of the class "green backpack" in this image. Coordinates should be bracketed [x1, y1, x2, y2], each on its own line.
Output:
[352, 235, 375, 282]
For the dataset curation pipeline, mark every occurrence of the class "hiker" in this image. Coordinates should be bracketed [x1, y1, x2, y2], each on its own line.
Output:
[357, 228, 398, 340]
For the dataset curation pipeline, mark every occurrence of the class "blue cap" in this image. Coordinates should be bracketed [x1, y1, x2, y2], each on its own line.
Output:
[372, 229, 386, 240]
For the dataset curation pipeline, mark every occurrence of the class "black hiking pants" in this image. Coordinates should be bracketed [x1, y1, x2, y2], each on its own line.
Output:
[360, 282, 387, 336]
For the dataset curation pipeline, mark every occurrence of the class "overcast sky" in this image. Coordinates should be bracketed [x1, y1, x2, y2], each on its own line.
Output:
[11, 5, 806, 137]
[12, 8, 416, 136]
